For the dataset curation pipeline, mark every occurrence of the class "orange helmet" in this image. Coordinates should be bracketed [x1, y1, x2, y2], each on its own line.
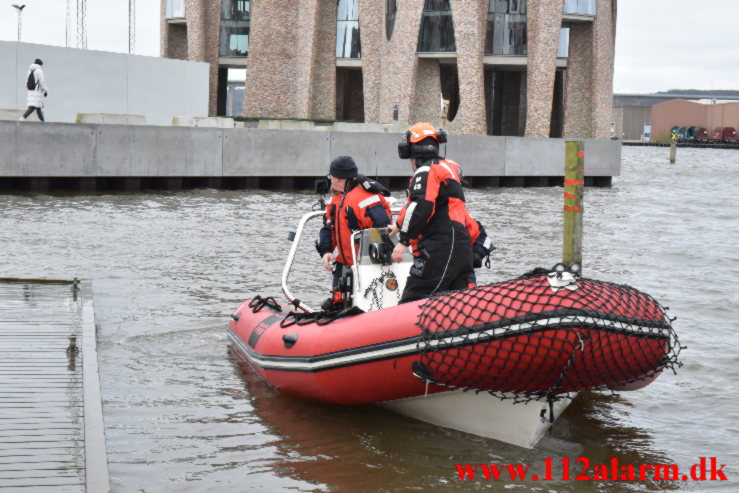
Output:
[398, 122, 447, 159]
[406, 122, 447, 144]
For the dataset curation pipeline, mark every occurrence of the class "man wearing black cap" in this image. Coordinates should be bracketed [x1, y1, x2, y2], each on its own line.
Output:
[316, 156, 392, 310]
[20, 59, 48, 122]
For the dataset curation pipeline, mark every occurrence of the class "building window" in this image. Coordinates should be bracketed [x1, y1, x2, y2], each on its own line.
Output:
[563, 0, 595, 16]
[557, 24, 570, 58]
[166, 0, 186, 19]
[440, 64, 459, 122]
[220, 0, 250, 57]
[337, 0, 361, 58]
[417, 0, 456, 53]
[485, 0, 527, 56]
[386, 0, 398, 41]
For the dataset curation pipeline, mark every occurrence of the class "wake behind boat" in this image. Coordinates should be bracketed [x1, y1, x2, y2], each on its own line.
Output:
[228, 211, 682, 448]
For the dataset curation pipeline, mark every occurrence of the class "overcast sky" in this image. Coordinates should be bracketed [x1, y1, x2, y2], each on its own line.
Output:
[1, 0, 738, 94]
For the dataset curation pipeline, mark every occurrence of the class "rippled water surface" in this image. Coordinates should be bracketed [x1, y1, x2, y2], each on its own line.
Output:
[1, 146, 737, 491]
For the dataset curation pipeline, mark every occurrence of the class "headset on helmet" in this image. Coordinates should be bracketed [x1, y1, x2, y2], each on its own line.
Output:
[398, 122, 447, 159]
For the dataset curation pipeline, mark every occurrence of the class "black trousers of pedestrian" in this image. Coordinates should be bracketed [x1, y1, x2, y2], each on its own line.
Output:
[399, 224, 473, 304]
[23, 106, 45, 121]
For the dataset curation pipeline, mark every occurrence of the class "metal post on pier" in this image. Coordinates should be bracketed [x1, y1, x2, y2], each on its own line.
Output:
[669, 130, 677, 163]
[563, 141, 584, 268]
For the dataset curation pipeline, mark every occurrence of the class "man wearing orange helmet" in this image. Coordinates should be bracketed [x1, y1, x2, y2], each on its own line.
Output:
[388, 122, 476, 303]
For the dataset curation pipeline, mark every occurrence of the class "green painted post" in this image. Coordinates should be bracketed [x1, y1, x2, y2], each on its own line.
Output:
[563, 141, 584, 267]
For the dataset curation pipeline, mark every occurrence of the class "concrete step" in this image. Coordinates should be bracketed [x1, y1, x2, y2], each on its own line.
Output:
[172, 116, 235, 128]
[332, 122, 403, 134]
[0, 109, 25, 121]
[257, 119, 317, 130]
[75, 113, 146, 125]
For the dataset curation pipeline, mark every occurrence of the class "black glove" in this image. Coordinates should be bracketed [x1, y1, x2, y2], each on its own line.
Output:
[473, 252, 483, 269]
[315, 240, 332, 258]
[44, 92, 48, 97]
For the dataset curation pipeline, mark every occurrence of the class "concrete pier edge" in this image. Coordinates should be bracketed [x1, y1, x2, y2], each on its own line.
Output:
[81, 279, 111, 492]
[0, 121, 621, 191]
[0, 277, 110, 491]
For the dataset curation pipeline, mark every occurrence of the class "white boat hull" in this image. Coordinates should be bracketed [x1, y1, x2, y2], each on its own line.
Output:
[380, 390, 572, 448]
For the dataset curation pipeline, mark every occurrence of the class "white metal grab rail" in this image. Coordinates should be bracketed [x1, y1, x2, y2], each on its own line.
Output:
[281, 203, 405, 313]
[281, 210, 324, 313]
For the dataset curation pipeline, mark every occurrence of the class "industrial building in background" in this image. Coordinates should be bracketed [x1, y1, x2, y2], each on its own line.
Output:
[612, 91, 739, 142]
[160, 0, 616, 138]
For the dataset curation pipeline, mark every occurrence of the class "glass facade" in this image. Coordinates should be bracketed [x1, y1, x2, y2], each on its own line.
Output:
[386, 0, 398, 41]
[563, 0, 595, 15]
[417, 0, 456, 53]
[485, 68, 527, 136]
[337, 0, 361, 58]
[485, 0, 527, 56]
[557, 25, 570, 58]
[220, 0, 250, 57]
[165, 0, 186, 19]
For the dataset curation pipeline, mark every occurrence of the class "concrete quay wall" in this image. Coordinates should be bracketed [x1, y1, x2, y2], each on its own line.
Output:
[0, 121, 620, 190]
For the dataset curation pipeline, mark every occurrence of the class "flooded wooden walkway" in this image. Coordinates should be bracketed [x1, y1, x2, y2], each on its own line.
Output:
[0, 279, 109, 492]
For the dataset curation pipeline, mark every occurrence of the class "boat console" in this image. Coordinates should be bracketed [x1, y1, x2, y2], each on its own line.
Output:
[348, 227, 413, 312]
[281, 209, 412, 313]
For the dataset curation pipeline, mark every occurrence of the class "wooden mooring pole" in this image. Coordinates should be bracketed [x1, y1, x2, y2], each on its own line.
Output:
[563, 141, 584, 267]
[670, 131, 677, 163]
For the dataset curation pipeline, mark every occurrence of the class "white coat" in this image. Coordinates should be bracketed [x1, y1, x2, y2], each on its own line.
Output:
[25, 64, 48, 108]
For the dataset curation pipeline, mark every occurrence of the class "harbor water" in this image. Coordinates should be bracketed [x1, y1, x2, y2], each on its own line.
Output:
[0, 146, 737, 491]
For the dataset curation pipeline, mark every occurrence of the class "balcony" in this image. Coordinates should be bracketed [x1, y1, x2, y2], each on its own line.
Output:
[165, 0, 186, 20]
[557, 25, 570, 58]
[337, 0, 361, 59]
[563, 0, 595, 20]
[485, 0, 526, 56]
[220, 0, 250, 58]
[417, 0, 456, 53]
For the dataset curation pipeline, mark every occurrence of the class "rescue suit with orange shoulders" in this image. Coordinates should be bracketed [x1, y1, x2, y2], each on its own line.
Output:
[445, 159, 496, 279]
[393, 123, 475, 303]
[316, 156, 392, 296]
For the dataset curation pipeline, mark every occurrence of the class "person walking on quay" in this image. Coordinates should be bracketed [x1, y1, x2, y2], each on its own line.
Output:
[20, 59, 48, 122]
[388, 122, 475, 303]
[316, 156, 392, 310]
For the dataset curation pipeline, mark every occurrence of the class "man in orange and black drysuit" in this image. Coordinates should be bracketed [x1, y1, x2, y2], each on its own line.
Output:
[446, 158, 496, 285]
[389, 122, 476, 303]
[316, 156, 392, 310]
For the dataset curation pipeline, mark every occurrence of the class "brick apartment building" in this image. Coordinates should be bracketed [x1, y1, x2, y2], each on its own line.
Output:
[160, 0, 616, 138]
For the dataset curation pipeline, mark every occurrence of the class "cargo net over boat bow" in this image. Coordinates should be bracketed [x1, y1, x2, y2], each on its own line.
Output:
[414, 267, 683, 410]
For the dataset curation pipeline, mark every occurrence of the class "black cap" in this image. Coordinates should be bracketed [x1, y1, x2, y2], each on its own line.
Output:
[329, 156, 358, 179]
[34, 59, 43, 66]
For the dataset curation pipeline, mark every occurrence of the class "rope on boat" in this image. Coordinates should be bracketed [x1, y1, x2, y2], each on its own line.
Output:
[279, 306, 364, 328]
[362, 268, 401, 311]
[248, 295, 282, 313]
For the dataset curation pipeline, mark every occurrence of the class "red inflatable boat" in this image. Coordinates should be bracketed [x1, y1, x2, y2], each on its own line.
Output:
[228, 216, 681, 448]
[228, 270, 680, 406]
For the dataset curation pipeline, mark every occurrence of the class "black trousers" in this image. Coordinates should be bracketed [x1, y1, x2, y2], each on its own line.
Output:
[331, 263, 346, 290]
[23, 106, 45, 121]
[399, 225, 473, 304]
